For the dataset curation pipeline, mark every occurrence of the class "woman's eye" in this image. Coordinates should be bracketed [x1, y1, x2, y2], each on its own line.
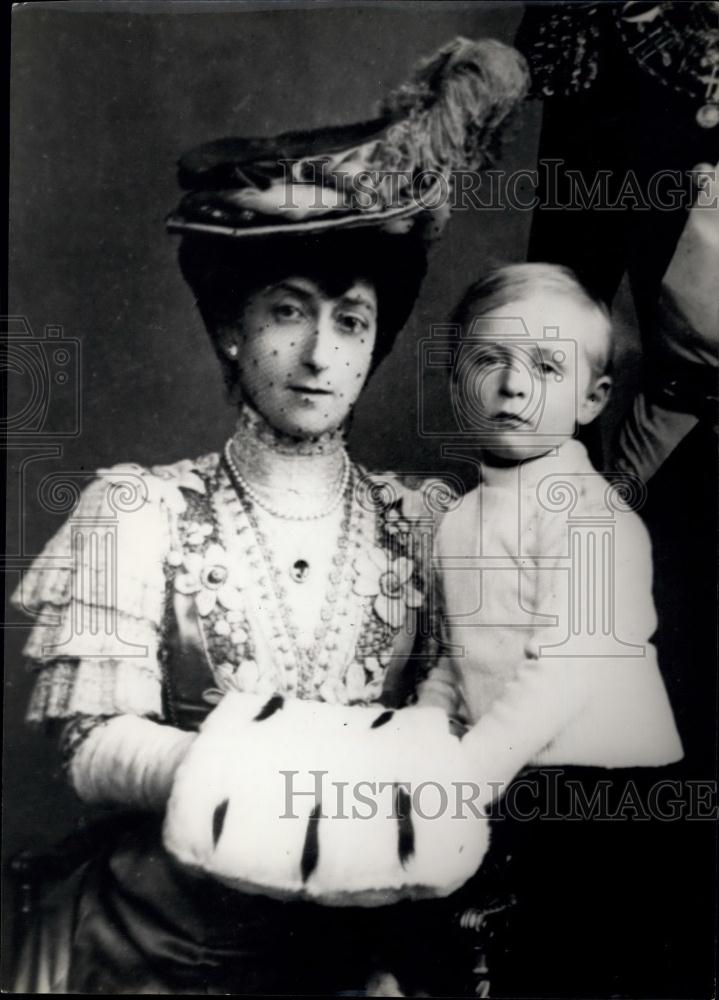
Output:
[336, 313, 369, 334]
[272, 302, 305, 322]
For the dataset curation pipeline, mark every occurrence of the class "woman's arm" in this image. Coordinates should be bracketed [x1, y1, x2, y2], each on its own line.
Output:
[13, 465, 196, 810]
[67, 714, 196, 811]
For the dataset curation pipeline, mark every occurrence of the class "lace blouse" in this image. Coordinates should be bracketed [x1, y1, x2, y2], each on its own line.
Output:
[13, 453, 450, 728]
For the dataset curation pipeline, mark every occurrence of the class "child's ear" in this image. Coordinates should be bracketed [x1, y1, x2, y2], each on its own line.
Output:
[577, 374, 612, 426]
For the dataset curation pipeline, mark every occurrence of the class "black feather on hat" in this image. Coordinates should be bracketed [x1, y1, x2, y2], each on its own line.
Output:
[166, 38, 529, 242]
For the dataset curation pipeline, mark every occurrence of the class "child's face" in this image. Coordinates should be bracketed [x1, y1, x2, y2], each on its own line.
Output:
[453, 293, 610, 463]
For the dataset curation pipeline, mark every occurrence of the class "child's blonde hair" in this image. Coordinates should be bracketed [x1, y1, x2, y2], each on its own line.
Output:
[451, 263, 613, 378]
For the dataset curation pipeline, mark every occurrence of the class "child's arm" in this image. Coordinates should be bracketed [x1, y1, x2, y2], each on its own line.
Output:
[414, 546, 464, 721]
[415, 653, 461, 715]
[462, 508, 682, 804]
[461, 651, 594, 800]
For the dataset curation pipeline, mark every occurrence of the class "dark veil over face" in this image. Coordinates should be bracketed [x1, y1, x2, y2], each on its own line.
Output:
[178, 228, 429, 395]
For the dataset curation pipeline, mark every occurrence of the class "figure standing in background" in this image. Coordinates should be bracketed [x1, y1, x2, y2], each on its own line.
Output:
[515, 0, 718, 474]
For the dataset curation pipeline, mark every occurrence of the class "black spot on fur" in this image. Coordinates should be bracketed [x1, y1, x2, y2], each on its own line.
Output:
[300, 801, 322, 883]
[394, 784, 415, 868]
[371, 710, 395, 729]
[212, 799, 229, 848]
[254, 694, 284, 721]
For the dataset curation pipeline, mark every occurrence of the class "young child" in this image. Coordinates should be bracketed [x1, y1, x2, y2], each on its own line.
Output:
[418, 263, 682, 797]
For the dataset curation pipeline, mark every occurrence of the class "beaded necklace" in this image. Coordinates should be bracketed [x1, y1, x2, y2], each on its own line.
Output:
[222, 452, 364, 696]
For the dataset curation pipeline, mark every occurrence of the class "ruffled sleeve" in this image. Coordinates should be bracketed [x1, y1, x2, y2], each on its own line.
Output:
[11, 463, 188, 722]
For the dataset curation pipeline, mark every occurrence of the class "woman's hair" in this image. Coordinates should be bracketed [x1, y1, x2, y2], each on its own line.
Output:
[178, 228, 428, 394]
[451, 262, 614, 378]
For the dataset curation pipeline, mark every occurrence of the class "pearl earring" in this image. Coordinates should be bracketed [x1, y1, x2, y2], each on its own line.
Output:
[227, 344, 239, 358]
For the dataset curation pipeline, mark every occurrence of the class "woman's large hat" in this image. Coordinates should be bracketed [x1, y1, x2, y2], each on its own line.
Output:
[167, 38, 528, 242]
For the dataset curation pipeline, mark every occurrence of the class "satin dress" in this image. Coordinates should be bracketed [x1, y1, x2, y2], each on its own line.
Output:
[11, 452, 453, 994]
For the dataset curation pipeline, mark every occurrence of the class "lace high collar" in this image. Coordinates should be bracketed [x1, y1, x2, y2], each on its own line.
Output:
[234, 403, 346, 457]
[226, 404, 348, 506]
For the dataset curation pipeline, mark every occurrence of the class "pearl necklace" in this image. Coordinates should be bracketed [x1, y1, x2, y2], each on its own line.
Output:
[222, 455, 363, 696]
[223, 440, 350, 522]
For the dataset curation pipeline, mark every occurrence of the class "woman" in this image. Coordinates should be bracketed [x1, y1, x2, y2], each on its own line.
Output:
[10, 37, 528, 995]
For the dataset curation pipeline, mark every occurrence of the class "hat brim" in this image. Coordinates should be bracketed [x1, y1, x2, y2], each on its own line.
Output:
[165, 199, 425, 240]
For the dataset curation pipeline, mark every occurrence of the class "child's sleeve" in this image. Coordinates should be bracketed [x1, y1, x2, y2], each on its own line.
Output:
[462, 507, 682, 803]
[414, 550, 464, 719]
[416, 653, 462, 716]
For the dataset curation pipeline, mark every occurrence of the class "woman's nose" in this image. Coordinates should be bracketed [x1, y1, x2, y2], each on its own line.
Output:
[300, 314, 334, 374]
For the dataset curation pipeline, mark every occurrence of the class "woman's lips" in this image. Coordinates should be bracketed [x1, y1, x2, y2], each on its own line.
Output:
[288, 385, 333, 396]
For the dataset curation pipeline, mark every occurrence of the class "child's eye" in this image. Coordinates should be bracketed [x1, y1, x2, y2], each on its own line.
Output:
[336, 313, 369, 334]
[534, 360, 559, 376]
[467, 349, 502, 368]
